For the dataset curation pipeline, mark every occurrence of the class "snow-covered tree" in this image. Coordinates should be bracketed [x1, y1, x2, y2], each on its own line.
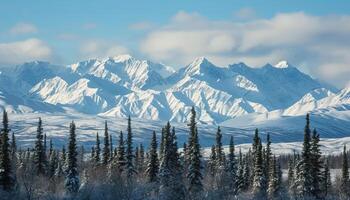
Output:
[145, 131, 159, 183]
[227, 136, 238, 195]
[102, 121, 110, 165]
[33, 117, 46, 175]
[0, 110, 15, 191]
[64, 121, 80, 194]
[186, 107, 203, 199]
[252, 136, 267, 199]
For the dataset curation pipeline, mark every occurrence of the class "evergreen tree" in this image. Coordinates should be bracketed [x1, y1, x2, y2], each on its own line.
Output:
[33, 117, 46, 175]
[296, 113, 313, 198]
[208, 145, 216, 177]
[215, 126, 224, 167]
[49, 139, 53, 158]
[159, 127, 165, 160]
[139, 143, 145, 173]
[323, 158, 331, 198]
[48, 150, 58, 178]
[159, 122, 185, 200]
[252, 138, 267, 199]
[109, 134, 113, 159]
[310, 128, 322, 198]
[116, 131, 126, 173]
[94, 132, 101, 165]
[0, 110, 15, 191]
[186, 107, 203, 198]
[340, 145, 350, 198]
[237, 148, 244, 192]
[265, 133, 272, 185]
[126, 116, 135, 178]
[64, 121, 79, 194]
[10, 132, 17, 169]
[268, 156, 281, 200]
[102, 121, 110, 165]
[227, 136, 238, 195]
[145, 131, 159, 183]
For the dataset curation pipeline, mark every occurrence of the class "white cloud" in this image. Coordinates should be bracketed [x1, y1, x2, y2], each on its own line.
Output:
[80, 40, 129, 59]
[129, 21, 154, 30]
[9, 23, 38, 35]
[140, 11, 350, 87]
[0, 38, 52, 65]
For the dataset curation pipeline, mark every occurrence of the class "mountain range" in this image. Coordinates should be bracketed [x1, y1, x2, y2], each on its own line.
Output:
[0, 54, 349, 126]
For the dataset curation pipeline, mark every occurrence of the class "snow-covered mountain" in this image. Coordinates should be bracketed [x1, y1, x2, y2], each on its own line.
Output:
[0, 55, 347, 125]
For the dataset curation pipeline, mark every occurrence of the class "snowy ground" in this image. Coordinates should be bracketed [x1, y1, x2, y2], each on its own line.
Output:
[6, 111, 350, 155]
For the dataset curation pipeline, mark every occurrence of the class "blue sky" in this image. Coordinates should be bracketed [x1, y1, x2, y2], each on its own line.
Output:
[0, 0, 350, 86]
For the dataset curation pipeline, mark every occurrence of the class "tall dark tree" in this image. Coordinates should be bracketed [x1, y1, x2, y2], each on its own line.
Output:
[186, 107, 203, 197]
[64, 121, 79, 194]
[296, 113, 313, 198]
[265, 133, 272, 185]
[268, 156, 281, 199]
[94, 132, 101, 165]
[109, 134, 113, 159]
[227, 136, 238, 195]
[252, 136, 267, 199]
[215, 126, 224, 167]
[33, 117, 46, 175]
[145, 131, 159, 183]
[208, 145, 216, 177]
[102, 121, 110, 165]
[323, 158, 331, 198]
[0, 110, 15, 191]
[126, 116, 135, 178]
[159, 122, 185, 200]
[310, 128, 322, 198]
[10, 132, 16, 167]
[341, 145, 350, 198]
[116, 131, 126, 173]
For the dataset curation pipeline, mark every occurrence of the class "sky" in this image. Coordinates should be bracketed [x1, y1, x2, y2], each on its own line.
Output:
[0, 0, 350, 87]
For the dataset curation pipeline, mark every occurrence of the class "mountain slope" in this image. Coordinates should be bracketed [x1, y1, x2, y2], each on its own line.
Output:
[0, 55, 346, 124]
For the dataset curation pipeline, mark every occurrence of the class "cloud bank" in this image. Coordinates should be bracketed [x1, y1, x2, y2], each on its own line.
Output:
[140, 11, 350, 87]
[0, 38, 52, 65]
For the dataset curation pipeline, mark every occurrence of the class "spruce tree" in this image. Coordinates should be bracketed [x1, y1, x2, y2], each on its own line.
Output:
[252, 138, 267, 199]
[116, 131, 126, 173]
[126, 116, 135, 178]
[186, 107, 203, 197]
[94, 132, 101, 165]
[159, 122, 185, 200]
[296, 113, 313, 198]
[33, 117, 46, 175]
[265, 133, 272, 185]
[10, 132, 17, 169]
[267, 156, 281, 199]
[310, 128, 322, 198]
[146, 131, 159, 183]
[215, 126, 224, 167]
[48, 150, 58, 178]
[341, 145, 350, 198]
[0, 110, 15, 191]
[109, 134, 113, 159]
[64, 121, 79, 194]
[102, 121, 110, 165]
[208, 145, 216, 177]
[139, 143, 145, 173]
[227, 136, 238, 195]
[323, 158, 331, 198]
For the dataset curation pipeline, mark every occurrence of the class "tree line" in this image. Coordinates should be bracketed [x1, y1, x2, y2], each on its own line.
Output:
[0, 108, 349, 199]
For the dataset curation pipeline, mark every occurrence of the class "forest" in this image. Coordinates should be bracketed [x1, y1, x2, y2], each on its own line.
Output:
[0, 107, 349, 200]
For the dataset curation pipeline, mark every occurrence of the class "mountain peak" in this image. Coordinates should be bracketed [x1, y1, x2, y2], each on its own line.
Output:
[274, 60, 291, 68]
[185, 57, 214, 75]
[112, 54, 133, 62]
